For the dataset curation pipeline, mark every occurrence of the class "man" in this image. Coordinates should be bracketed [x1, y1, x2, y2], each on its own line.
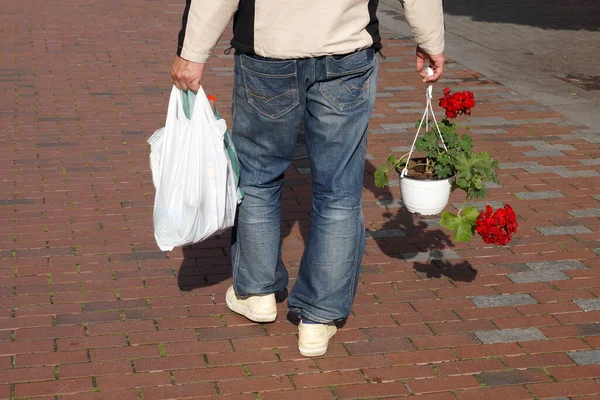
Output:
[171, 0, 445, 357]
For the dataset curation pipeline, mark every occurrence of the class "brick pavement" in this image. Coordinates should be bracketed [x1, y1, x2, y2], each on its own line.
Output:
[1, 1, 600, 399]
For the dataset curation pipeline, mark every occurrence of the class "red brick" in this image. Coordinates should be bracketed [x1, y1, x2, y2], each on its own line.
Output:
[528, 380, 600, 398]
[503, 353, 575, 369]
[0, 339, 54, 355]
[165, 339, 233, 355]
[555, 311, 600, 325]
[412, 333, 479, 349]
[455, 343, 525, 359]
[16, 325, 85, 341]
[208, 349, 279, 366]
[548, 365, 600, 380]
[531, 289, 595, 303]
[15, 350, 89, 367]
[246, 360, 318, 377]
[61, 389, 139, 400]
[86, 320, 157, 335]
[317, 354, 389, 371]
[135, 354, 206, 372]
[386, 348, 457, 365]
[0, 315, 52, 330]
[457, 306, 521, 320]
[492, 315, 558, 330]
[59, 360, 133, 378]
[407, 376, 481, 394]
[141, 382, 217, 399]
[96, 372, 172, 390]
[260, 388, 336, 400]
[91, 344, 160, 361]
[519, 338, 591, 354]
[365, 324, 432, 339]
[346, 338, 414, 354]
[219, 376, 293, 395]
[455, 386, 534, 400]
[333, 382, 409, 398]
[15, 378, 93, 398]
[436, 358, 506, 376]
[429, 319, 496, 334]
[292, 370, 367, 388]
[129, 329, 198, 345]
[0, 365, 55, 384]
[393, 310, 461, 324]
[157, 316, 223, 330]
[364, 364, 436, 381]
[57, 334, 128, 350]
[174, 366, 247, 383]
[517, 301, 581, 315]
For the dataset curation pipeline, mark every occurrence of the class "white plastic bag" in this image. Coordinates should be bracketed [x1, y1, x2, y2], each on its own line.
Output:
[148, 86, 238, 251]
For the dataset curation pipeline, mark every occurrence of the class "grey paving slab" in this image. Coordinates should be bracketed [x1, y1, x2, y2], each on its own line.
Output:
[515, 191, 564, 200]
[474, 328, 547, 344]
[568, 350, 600, 365]
[470, 294, 537, 308]
[574, 299, 600, 312]
[507, 269, 570, 283]
[537, 225, 593, 236]
[527, 261, 588, 271]
[567, 209, 600, 218]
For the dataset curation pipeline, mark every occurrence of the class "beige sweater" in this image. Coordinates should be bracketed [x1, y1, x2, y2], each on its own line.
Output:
[177, 0, 444, 63]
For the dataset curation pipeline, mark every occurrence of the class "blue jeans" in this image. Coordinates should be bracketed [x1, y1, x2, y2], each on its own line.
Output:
[230, 49, 378, 323]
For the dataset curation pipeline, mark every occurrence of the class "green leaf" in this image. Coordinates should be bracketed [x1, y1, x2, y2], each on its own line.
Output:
[374, 167, 389, 188]
[461, 206, 480, 224]
[440, 212, 460, 232]
[440, 209, 477, 242]
[453, 219, 475, 242]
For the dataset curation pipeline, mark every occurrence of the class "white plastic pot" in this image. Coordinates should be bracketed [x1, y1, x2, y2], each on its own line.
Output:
[399, 175, 455, 215]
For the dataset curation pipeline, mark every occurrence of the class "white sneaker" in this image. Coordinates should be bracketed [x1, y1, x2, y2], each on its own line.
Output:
[225, 286, 277, 323]
[298, 320, 337, 357]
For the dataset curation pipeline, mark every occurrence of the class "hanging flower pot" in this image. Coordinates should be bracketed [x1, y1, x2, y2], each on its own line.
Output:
[373, 68, 517, 244]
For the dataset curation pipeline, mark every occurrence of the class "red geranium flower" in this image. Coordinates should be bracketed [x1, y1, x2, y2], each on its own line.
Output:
[475, 204, 518, 245]
[439, 88, 475, 119]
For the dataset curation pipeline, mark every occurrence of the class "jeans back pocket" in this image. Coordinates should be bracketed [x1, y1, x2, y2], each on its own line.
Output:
[320, 48, 376, 112]
[240, 54, 300, 119]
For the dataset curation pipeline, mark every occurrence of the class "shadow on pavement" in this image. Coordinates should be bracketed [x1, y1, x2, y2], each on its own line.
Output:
[443, 0, 600, 31]
[363, 159, 478, 283]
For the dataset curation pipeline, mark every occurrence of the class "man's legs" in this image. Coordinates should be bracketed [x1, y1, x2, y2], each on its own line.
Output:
[288, 49, 379, 323]
[230, 53, 304, 297]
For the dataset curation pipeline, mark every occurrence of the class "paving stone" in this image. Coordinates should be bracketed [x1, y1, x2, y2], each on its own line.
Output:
[389, 146, 411, 152]
[471, 294, 537, 308]
[401, 249, 461, 261]
[451, 201, 504, 211]
[523, 151, 566, 157]
[567, 209, 600, 218]
[526, 261, 588, 271]
[470, 128, 508, 134]
[579, 159, 600, 165]
[474, 328, 547, 344]
[536, 225, 593, 235]
[507, 269, 570, 283]
[568, 350, 600, 365]
[515, 190, 564, 200]
[574, 299, 600, 311]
